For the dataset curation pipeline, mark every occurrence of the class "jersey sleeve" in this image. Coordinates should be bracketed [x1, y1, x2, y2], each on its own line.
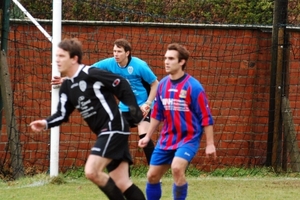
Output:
[150, 82, 165, 121]
[46, 82, 75, 128]
[92, 59, 108, 70]
[191, 83, 214, 126]
[138, 61, 157, 84]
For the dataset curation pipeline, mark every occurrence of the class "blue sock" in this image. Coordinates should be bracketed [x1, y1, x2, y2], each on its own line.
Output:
[173, 183, 188, 200]
[146, 182, 161, 200]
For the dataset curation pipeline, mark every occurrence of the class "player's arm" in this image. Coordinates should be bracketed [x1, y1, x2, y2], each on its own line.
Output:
[140, 63, 159, 112]
[138, 117, 160, 148]
[148, 79, 159, 103]
[196, 90, 216, 159]
[91, 59, 108, 70]
[46, 93, 75, 129]
[30, 83, 75, 132]
[51, 76, 66, 86]
[203, 125, 217, 159]
[141, 79, 159, 113]
[139, 88, 163, 148]
[91, 60, 102, 68]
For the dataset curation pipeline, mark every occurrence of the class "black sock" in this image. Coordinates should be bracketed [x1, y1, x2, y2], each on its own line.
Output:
[139, 133, 154, 165]
[98, 177, 125, 200]
[123, 184, 146, 200]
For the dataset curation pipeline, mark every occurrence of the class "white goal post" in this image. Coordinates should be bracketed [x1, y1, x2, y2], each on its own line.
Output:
[12, 0, 62, 177]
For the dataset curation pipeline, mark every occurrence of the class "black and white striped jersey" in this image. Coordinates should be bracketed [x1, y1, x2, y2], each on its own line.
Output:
[46, 64, 142, 135]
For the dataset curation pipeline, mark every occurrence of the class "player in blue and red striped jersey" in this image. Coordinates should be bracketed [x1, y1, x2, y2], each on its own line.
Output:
[139, 43, 217, 200]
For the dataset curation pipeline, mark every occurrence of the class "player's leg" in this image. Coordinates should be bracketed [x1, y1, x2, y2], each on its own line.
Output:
[122, 111, 155, 165]
[85, 154, 110, 186]
[145, 148, 173, 200]
[107, 133, 146, 200]
[146, 165, 169, 200]
[108, 160, 131, 191]
[137, 111, 155, 165]
[109, 161, 146, 200]
[171, 157, 189, 200]
[85, 133, 128, 200]
[171, 146, 197, 200]
[85, 155, 125, 199]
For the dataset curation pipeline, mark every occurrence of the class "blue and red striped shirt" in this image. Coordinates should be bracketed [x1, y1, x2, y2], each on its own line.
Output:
[151, 73, 214, 150]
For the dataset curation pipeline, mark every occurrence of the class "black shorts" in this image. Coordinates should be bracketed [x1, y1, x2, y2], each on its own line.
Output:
[122, 110, 151, 128]
[90, 133, 133, 172]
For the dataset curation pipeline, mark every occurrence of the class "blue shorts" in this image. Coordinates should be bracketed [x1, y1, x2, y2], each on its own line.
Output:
[150, 144, 198, 165]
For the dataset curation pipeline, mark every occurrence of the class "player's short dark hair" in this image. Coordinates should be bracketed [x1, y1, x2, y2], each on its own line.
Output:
[114, 38, 132, 57]
[167, 43, 190, 70]
[58, 38, 83, 64]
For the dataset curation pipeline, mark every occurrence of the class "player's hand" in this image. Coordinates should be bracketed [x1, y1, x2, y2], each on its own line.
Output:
[140, 100, 152, 117]
[205, 144, 217, 160]
[51, 76, 65, 85]
[138, 136, 150, 148]
[29, 120, 47, 132]
[140, 103, 150, 117]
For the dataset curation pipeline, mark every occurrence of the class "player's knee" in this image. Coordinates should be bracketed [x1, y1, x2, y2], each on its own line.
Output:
[146, 171, 160, 183]
[85, 169, 96, 181]
[171, 165, 185, 178]
[85, 165, 100, 181]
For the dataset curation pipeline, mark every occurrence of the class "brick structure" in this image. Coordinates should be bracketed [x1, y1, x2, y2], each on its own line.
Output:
[1, 22, 299, 172]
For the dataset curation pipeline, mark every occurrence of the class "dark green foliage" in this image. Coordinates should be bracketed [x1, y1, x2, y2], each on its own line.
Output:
[63, 167, 85, 179]
[10, 0, 280, 25]
[14, 0, 52, 19]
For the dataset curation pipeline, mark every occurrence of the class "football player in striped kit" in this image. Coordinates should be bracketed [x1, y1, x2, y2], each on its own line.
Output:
[139, 43, 217, 200]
